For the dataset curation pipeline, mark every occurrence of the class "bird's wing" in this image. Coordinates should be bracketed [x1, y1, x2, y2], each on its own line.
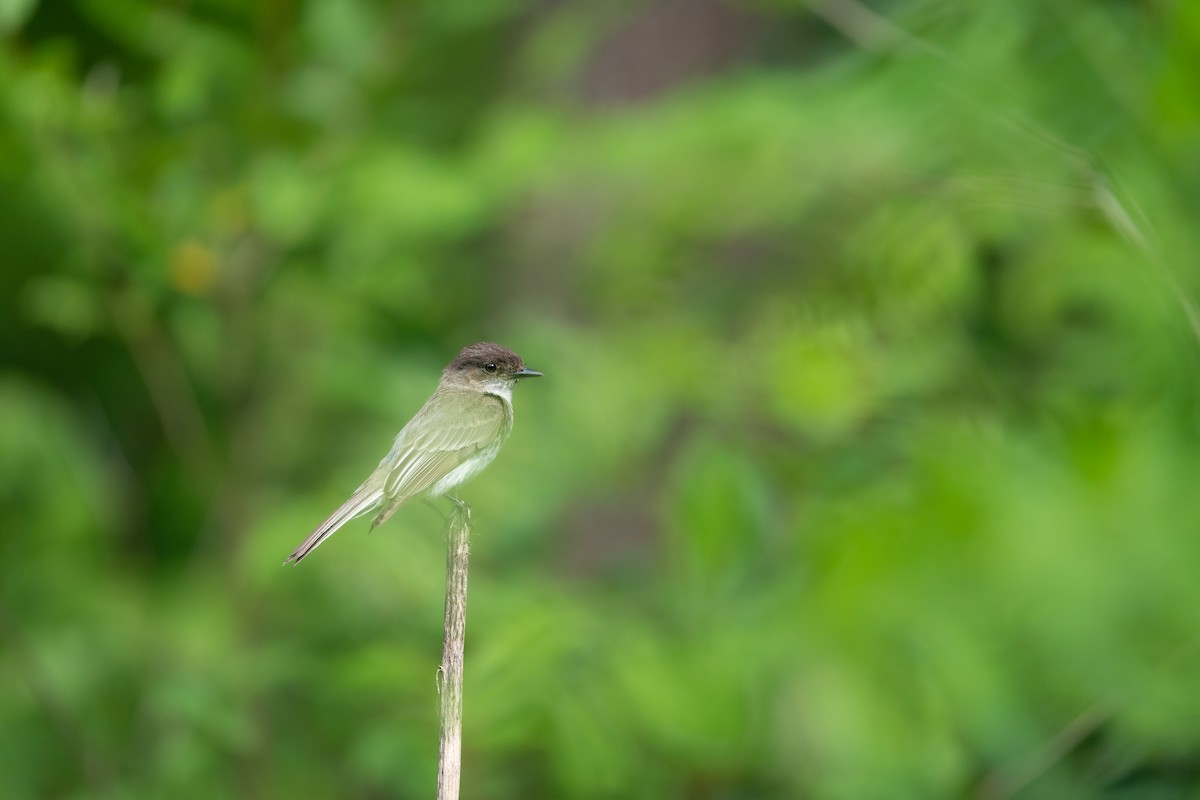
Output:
[284, 392, 509, 565]
[380, 390, 510, 507]
[284, 481, 384, 564]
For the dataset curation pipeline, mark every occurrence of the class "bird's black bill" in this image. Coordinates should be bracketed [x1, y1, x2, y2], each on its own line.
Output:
[513, 368, 543, 378]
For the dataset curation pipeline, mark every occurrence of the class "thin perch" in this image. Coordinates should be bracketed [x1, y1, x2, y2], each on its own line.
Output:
[436, 498, 471, 800]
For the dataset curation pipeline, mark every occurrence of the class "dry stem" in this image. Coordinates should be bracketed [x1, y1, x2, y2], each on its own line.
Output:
[436, 499, 471, 800]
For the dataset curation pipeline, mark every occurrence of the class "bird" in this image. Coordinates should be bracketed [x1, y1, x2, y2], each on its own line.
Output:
[285, 342, 542, 564]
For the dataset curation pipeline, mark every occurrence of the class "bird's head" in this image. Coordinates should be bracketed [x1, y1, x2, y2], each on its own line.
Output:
[445, 342, 542, 396]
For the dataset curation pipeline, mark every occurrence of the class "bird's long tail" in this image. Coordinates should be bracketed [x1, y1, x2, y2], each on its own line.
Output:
[285, 484, 384, 565]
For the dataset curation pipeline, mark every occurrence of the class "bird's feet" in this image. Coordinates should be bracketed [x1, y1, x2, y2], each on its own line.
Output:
[448, 495, 472, 526]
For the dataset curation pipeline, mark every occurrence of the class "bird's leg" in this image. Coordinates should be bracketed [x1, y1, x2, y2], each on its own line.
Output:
[447, 494, 471, 526]
[424, 496, 472, 529]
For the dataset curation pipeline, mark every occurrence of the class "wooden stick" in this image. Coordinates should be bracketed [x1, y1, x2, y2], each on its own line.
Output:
[436, 499, 471, 800]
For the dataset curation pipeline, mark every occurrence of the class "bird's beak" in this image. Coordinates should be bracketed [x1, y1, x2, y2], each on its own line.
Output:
[513, 368, 543, 379]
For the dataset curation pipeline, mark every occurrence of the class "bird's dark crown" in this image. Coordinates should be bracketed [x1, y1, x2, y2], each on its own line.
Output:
[447, 342, 526, 375]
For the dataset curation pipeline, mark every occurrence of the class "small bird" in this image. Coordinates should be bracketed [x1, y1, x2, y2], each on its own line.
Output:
[285, 342, 542, 564]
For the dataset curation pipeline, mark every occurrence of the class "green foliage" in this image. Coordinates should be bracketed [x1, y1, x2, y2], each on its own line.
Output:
[3, 0, 1200, 797]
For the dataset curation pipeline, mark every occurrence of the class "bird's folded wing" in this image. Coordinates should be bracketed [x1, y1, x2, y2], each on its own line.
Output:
[382, 391, 508, 502]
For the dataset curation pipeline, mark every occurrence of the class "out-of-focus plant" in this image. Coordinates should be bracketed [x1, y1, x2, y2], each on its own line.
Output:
[2, 1, 1200, 798]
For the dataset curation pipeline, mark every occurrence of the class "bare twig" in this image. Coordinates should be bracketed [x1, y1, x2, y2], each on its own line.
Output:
[974, 700, 1111, 799]
[810, 0, 945, 57]
[107, 294, 218, 479]
[436, 498, 472, 800]
[812, 0, 1200, 352]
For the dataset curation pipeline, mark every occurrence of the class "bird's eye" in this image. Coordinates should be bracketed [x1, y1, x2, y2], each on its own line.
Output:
[484, 362, 497, 373]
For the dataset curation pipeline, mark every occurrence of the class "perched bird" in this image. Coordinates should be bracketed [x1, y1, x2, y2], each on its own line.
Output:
[285, 342, 542, 564]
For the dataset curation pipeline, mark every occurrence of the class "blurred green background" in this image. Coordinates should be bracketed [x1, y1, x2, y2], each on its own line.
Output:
[3, 1, 1200, 798]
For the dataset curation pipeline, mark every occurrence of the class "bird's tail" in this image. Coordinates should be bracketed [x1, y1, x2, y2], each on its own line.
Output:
[285, 484, 384, 565]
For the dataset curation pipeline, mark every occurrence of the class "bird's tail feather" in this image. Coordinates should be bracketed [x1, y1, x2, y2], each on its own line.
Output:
[285, 485, 384, 565]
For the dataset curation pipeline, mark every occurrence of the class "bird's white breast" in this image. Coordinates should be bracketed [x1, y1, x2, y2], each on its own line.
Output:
[428, 437, 504, 497]
[427, 386, 514, 498]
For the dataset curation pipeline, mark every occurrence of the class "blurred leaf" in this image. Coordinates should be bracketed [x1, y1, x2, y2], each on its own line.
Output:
[0, 0, 36, 35]
[4, 1, 1200, 797]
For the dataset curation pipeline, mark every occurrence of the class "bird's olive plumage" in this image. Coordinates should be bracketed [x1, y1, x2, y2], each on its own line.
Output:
[285, 342, 541, 564]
